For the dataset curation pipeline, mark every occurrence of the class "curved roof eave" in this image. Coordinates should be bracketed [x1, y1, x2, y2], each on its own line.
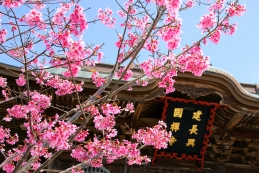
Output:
[205, 67, 259, 99]
[0, 62, 258, 102]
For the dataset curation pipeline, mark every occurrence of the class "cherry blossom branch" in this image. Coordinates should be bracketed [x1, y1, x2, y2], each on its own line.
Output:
[101, 7, 165, 104]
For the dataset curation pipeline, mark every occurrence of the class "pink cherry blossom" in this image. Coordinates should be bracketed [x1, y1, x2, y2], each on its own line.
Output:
[71, 137, 154, 167]
[115, 35, 126, 49]
[63, 64, 81, 78]
[125, 103, 134, 113]
[91, 71, 106, 87]
[117, 11, 126, 18]
[101, 103, 121, 116]
[16, 74, 26, 86]
[85, 105, 100, 116]
[186, 0, 195, 8]
[7, 104, 28, 119]
[0, 29, 7, 43]
[134, 15, 149, 30]
[136, 80, 149, 87]
[127, 86, 133, 91]
[2, 0, 25, 8]
[209, 27, 222, 44]
[20, 9, 46, 29]
[30, 91, 51, 109]
[115, 67, 133, 81]
[94, 115, 115, 131]
[98, 8, 116, 27]
[75, 130, 89, 142]
[227, 3, 246, 17]
[144, 39, 159, 53]
[0, 126, 10, 143]
[2, 163, 15, 173]
[0, 0, 247, 172]
[30, 143, 48, 157]
[178, 45, 210, 76]
[3, 115, 12, 122]
[33, 0, 45, 10]
[165, 0, 182, 13]
[46, 75, 83, 96]
[158, 74, 176, 94]
[97, 52, 104, 62]
[209, 0, 225, 11]
[132, 121, 171, 149]
[69, 5, 88, 36]
[53, 3, 72, 25]
[126, 32, 138, 47]
[41, 121, 77, 150]
[72, 168, 83, 173]
[197, 12, 216, 32]
[31, 161, 41, 170]
[6, 133, 19, 145]
[0, 77, 7, 88]
[154, 0, 165, 6]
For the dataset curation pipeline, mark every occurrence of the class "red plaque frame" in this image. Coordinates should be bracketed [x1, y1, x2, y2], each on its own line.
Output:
[152, 97, 223, 169]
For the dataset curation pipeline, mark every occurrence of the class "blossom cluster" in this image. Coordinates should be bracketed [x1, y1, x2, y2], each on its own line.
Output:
[98, 8, 116, 28]
[132, 121, 172, 149]
[197, 12, 216, 32]
[158, 18, 182, 50]
[16, 74, 26, 86]
[41, 121, 77, 150]
[227, 3, 246, 17]
[178, 45, 210, 76]
[197, 1, 245, 45]
[69, 5, 88, 36]
[33, 0, 45, 10]
[0, 0, 247, 172]
[186, 0, 195, 8]
[91, 71, 106, 87]
[209, 0, 226, 11]
[0, 77, 7, 88]
[7, 91, 51, 120]
[134, 15, 149, 30]
[46, 75, 84, 95]
[2, 0, 25, 8]
[115, 67, 133, 81]
[20, 9, 46, 29]
[71, 120, 170, 167]
[144, 39, 159, 53]
[53, 3, 72, 26]
[0, 126, 18, 145]
[0, 29, 7, 43]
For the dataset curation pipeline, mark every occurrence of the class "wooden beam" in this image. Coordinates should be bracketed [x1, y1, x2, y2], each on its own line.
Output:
[29, 169, 63, 173]
[204, 161, 259, 170]
[224, 112, 245, 131]
[131, 102, 144, 129]
[213, 130, 259, 140]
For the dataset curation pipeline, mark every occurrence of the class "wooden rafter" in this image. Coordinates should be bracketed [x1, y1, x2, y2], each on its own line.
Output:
[224, 112, 245, 131]
[130, 102, 144, 129]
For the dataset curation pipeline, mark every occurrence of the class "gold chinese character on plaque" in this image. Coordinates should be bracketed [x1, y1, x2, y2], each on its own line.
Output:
[170, 122, 180, 132]
[189, 125, 198, 135]
[169, 136, 177, 146]
[186, 139, 195, 147]
[173, 108, 183, 118]
[192, 110, 202, 121]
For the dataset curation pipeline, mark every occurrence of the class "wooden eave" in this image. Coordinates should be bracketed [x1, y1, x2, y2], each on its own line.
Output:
[2, 63, 259, 169]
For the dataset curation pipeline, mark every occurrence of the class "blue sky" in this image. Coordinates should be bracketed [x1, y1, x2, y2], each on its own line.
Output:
[0, 0, 258, 84]
[190, 0, 259, 84]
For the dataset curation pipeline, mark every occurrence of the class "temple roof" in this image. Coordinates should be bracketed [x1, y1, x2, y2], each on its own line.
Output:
[1, 62, 259, 169]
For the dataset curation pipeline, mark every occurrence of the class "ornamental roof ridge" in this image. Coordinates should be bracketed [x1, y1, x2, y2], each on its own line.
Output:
[206, 67, 259, 99]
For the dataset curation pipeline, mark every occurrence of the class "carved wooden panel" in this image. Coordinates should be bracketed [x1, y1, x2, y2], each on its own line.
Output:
[175, 85, 215, 99]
